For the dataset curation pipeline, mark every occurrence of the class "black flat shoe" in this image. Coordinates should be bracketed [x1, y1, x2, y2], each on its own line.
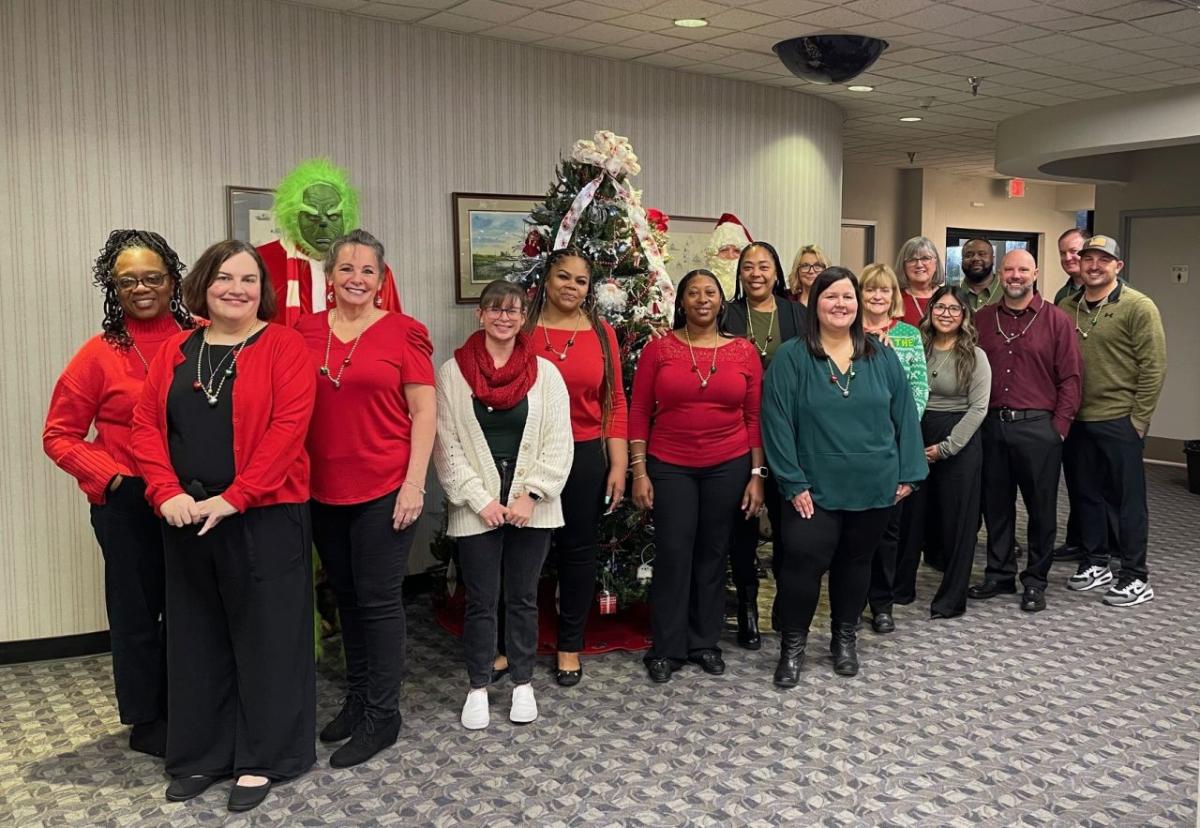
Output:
[688, 651, 726, 675]
[968, 580, 1016, 600]
[830, 622, 859, 677]
[646, 658, 672, 683]
[165, 774, 222, 802]
[129, 719, 167, 758]
[228, 780, 271, 812]
[555, 665, 583, 687]
[871, 612, 895, 634]
[330, 713, 401, 769]
[773, 631, 807, 688]
[1021, 586, 1047, 613]
[320, 694, 364, 743]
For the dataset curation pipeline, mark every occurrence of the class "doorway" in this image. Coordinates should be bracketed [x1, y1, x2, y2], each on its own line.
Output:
[841, 221, 876, 274]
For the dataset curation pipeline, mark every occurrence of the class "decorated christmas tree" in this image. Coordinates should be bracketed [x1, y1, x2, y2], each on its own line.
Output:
[513, 130, 676, 607]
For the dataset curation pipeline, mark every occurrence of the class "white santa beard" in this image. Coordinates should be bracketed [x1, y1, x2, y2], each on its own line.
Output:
[706, 256, 739, 299]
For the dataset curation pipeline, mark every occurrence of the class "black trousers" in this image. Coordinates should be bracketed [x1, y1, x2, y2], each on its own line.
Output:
[554, 439, 607, 653]
[980, 412, 1062, 589]
[778, 503, 893, 633]
[88, 477, 166, 725]
[163, 503, 315, 781]
[458, 526, 551, 688]
[730, 473, 781, 588]
[1063, 462, 1122, 555]
[905, 412, 984, 617]
[646, 453, 749, 663]
[1063, 417, 1150, 581]
[311, 488, 415, 719]
[866, 499, 917, 615]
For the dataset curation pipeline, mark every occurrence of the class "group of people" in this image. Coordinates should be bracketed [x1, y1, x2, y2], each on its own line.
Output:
[44, 221, 1165, 813]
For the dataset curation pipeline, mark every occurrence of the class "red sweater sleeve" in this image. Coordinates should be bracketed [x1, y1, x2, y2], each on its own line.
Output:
[602, 321, 629, 440]
[43, 343, 128, 503]
[627, 337, 660, 443]
[130, 333, 189, 511]
[741, 341, 763, 448]
[223, 328, 317, 512]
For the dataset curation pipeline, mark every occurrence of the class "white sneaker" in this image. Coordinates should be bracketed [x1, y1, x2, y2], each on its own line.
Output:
[1067, 564, 1113, 591]
[460, 688, 489, 730]
[1103, 577, 1154, 607]
[509, 683, 538, 724]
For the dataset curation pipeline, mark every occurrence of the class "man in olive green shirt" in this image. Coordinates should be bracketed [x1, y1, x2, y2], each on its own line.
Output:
[1060, 235, 1166, 608]
[961, 237, 1003, 312]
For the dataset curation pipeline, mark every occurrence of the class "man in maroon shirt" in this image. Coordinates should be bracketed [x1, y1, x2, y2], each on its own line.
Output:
[969, 249, 1082, 612]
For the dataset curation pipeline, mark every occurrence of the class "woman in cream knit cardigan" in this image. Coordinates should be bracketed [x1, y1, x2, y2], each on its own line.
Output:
[434, 280, 573, 730]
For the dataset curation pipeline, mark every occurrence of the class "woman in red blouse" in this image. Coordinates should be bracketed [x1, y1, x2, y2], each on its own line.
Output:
[629, 269, 765, 683]
[131, 240, 316, 813]
[896, 236, 945, 327]
[296, 230, 435, 767]
[525, 248, 628, 687]
[43, 229, 195, 758]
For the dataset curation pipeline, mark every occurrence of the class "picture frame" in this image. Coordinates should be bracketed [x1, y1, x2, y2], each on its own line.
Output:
[225, 185, 279, 248]
[663, 215, 718, 285]
[452, 192, 543, 304]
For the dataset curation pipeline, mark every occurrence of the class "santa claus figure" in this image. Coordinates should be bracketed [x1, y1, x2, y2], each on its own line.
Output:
[705, 213, 753, 299]
[258, 158, 402, 326]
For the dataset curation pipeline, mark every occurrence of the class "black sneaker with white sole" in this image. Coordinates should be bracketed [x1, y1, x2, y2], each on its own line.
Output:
[1102, 576, 1154, 607]
[1067, 562, 1113, 592]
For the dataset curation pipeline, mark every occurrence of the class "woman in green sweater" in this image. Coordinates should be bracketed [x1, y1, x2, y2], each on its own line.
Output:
[858, 263, 928, 634]
[762, 267, 927, 686]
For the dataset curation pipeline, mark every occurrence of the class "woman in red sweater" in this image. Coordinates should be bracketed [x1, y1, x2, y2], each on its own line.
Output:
[525, 248, 628, 687]
[131, 240, 316, 813]
[629, 269, 765, 684]
[296, 230, 435, 767]
[43, 229, 195, 757]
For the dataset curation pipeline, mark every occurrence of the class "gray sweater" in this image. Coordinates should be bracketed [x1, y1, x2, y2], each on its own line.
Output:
[924, 346, 991, 457]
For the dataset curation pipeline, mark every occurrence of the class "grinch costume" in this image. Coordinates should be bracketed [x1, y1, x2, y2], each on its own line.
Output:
[260, 158, 401, 326]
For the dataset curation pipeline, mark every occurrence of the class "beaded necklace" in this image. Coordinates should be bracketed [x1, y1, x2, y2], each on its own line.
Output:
[683, 327, 719, 389]
[194, 324, 258, 407]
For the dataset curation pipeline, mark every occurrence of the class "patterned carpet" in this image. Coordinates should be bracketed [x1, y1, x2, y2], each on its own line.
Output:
[2, 466, 1197, 826]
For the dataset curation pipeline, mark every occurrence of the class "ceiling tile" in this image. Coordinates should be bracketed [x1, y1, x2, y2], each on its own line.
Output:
[843, 0, 935, 16]
[741, 0, 827, 16]
[353, 3, 430, 22]
[642, 0, 730, 19]
[722, 69, 781, 82]
[550, 1, 628, 20]
[607, 12, 673, 31]
[714, 51, 780, 70]
[510, 11, 583, 34]
[705, 30, 780, 53]
[450, 0, 528, 24]
[951, 0, 1038, 10]
[792, 7, 876, 29]
[1098, 0, 1180, 20]
[659, 24, 738, 42]
[621, 30, 695, 50]
[285, 0, 370, 10]
[417, 11, 491, 31]
[587, 44, 652, 59]
[534, 35, 605, 51]
[633, 52, 699, 68]
[570, 20, 642, 42]
[705, 8, 780, 30]
[480, 23, 552, 41]
[669, 41, 737, 61]
[1133, 9, 1200, 34]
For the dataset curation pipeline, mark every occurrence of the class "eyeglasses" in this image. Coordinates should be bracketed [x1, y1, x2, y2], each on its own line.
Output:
[931, 304, 963, 316]
[115, 273, 168, 291]
[797, 263, 823, 272]
[483, 306, 523, 319]
[905, 256, 936, 266]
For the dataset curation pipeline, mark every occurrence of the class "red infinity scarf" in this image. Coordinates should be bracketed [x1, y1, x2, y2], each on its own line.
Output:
[454, 330, 537, 410]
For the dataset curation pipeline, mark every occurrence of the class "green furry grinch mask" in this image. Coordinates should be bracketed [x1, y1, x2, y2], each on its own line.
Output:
[272, 158, 361, 258]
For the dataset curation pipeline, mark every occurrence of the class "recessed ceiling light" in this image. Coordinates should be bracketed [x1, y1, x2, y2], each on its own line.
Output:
[847, 85, 874, 92]
[673, 18, 708, 28]
[899, 116, 923, 122]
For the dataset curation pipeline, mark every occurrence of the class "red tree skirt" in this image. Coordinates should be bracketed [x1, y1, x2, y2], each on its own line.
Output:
[433, 576, 652, 655]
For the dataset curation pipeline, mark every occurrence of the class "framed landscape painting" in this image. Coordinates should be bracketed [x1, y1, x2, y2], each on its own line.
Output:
[453, 192, 542, 304]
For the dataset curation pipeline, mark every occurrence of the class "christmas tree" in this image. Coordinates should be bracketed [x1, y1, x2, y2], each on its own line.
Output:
[514, 130, 676, 606]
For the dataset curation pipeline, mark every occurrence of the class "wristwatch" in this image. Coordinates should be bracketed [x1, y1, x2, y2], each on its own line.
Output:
[750, 466, 769, 479]
[527, 490, 543, 502]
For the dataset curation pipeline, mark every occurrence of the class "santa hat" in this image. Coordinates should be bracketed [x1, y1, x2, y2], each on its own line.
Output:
[710, 213, 753, 251]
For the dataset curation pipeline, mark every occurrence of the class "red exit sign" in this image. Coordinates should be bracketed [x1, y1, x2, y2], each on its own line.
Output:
[1006, 178, 1026, 198]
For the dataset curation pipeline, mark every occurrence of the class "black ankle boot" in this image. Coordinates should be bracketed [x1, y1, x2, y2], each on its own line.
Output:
[320, 694, 365, 743]
[830, 622, 859, 677]
[329, 712, 400, 768]
[773, 630, 807, 688]
[736, 583, 762, 650]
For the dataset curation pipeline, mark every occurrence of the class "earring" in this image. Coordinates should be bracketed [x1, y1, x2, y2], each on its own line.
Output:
[169, 297, 182, 314]
[374, 293, 383, 308]
[326, 286, 335, 304]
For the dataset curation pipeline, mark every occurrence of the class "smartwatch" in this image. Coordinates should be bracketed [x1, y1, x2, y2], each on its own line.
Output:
[527, 491, 543, 502]
[750, 466, 769, 479]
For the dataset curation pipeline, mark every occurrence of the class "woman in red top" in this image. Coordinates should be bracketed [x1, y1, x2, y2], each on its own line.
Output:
[629, 269, 765, 684]
[525, 248, 628, 687]
[896, 235, 945, 326]
[131, 240, 316, 813]
[296, 230, 435, 767]
[43, 229, 194, 757]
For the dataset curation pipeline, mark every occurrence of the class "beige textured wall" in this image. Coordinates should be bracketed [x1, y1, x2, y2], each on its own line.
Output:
[840, 164, 905, 271]
[0, 0, 843, 642]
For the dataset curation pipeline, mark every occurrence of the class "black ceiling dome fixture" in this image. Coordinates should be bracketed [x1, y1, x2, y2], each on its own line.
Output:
[773, 35, 889, 85]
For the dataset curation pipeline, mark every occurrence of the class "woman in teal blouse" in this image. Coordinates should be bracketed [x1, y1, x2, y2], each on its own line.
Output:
[762, 267, 927, 687]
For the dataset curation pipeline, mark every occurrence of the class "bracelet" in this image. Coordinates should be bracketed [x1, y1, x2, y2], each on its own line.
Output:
[632, 473, 647, 480]
[402, 480, 426, 495]
[630, 456, 646, 464]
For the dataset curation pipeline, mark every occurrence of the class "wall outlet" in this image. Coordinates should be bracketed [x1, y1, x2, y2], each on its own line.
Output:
[1170, 265, 1189, 284]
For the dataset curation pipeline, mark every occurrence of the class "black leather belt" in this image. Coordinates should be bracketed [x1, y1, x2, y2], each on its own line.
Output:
[993, 408, 1051, 423]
